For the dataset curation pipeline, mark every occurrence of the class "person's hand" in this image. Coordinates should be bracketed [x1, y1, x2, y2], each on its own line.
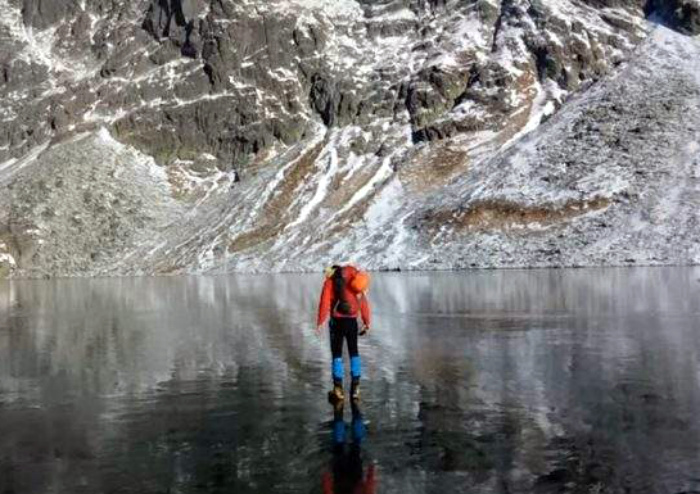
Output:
[360, 326, 370, 336]
[315, 325, 324, 337]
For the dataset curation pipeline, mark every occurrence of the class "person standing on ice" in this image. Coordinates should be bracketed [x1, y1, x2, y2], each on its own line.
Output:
[316, 265, 371, 402]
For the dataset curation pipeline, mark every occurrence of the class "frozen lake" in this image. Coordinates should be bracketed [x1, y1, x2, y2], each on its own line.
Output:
[1, 268, 700, 493]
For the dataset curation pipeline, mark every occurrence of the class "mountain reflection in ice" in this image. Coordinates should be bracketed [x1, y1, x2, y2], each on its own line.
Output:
[1, 268, 700, 493]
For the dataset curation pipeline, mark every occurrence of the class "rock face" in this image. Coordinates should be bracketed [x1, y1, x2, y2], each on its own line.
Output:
[413, 25, 700, 269]
[4, 130, 181, 276]
[649, 0, 700, 34]
[0, 0, 698, 277]
[142, 0, 202, 57]
[0, 0, 647, 166]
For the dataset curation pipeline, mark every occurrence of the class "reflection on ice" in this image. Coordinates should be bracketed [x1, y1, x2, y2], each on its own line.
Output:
[0, 268, 699, 493]
[323, 402, 374, 494]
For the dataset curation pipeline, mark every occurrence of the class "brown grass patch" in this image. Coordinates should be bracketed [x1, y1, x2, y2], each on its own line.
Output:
[426, 197, 610, 232]
[400, 144, 470, 194]
[325, 165, 379, 210]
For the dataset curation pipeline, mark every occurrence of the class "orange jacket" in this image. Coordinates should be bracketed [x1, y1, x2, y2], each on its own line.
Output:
[317, 266, 371, 328]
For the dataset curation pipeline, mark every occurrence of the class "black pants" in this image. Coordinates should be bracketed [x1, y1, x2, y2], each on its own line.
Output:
[330, 317, 361, 384]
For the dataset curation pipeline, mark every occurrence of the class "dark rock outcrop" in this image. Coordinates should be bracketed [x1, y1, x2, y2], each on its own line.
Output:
[142, 0, 202, 57]
[648, 0, 700, 34]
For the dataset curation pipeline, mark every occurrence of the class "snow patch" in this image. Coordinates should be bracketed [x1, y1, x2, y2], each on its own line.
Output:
[0, 241, 15, 268]
[286, 144, 339, 229]
[372, 8, 416, 21]
[291, 0, 363, 18]
[334, 157, 394, 218]
[364, 177, 404, 230]
[0, 252, 15, 268]
[503, 80, 556, 149]
[0, 141, 51, 184]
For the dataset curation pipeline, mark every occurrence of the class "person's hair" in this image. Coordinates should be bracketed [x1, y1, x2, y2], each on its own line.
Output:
[331, 265, 352, 314]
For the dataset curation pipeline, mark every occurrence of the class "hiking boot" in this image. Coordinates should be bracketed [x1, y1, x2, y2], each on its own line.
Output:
[351, 381, 360, 401]
[329, 384, 344, 403]
[332, 397, 345, 415]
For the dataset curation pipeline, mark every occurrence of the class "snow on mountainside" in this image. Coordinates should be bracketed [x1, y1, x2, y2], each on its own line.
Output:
[0, 0, 698, 277]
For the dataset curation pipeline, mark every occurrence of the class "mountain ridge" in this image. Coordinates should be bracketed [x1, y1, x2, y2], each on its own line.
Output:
[0, 0, 699, 277]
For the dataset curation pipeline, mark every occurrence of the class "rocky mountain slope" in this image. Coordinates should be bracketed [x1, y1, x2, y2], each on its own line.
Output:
[0, 0, 699, 277]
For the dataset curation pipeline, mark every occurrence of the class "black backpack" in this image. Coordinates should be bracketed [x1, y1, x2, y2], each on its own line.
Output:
[332, 266, 353, 315]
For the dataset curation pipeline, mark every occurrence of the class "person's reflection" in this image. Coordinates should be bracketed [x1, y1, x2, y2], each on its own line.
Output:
[322, 402, 376, 494]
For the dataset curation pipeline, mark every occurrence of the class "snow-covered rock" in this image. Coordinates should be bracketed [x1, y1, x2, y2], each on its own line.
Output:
[0, 0, 697, 276]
